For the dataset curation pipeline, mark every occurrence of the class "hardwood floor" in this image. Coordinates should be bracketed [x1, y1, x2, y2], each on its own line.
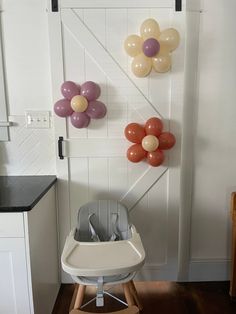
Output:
[52, 281, 236, 314]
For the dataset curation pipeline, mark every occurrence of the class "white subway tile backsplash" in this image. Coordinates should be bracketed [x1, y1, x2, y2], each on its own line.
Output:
[0, 116, 56, 175]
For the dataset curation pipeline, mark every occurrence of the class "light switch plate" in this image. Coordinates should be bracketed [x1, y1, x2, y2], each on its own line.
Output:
[25, 111, 50, 128]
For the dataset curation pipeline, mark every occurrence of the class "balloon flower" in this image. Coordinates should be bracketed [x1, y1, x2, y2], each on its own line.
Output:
[124, 117, 176, 167]
[54, 80, 107, 128]
[124, 18, 180, 77]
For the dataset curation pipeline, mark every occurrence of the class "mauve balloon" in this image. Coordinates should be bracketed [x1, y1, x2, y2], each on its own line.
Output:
[81, 81, 101, 101]
[54, 99, 74, 117]
[142, 38, 160, 57]
[70, 112, 90, 128]
[86, 101, 107, 119]
[61, 81, 80, 100]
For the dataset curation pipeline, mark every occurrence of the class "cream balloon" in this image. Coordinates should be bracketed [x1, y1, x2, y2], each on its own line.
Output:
[140, 18, 160, 40]
[124, 34, 143, 57]
[158, 44, 170, 55]
[142, 135, 159, 152]
[152, 54, 171, 73]
[159, 28, 180, 52]
[70, 95, 88, 112]
[131, 54, 152, 77]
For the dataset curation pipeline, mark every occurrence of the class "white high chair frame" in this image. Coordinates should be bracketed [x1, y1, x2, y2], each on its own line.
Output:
[61, 201, 145, 314]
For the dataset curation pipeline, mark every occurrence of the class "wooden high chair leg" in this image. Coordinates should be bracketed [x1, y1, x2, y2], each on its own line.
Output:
[73, 284, 86, 309]
[69, 284, 79, 312]
[122, 282, 135, 306]
[128, 281, 143, 311]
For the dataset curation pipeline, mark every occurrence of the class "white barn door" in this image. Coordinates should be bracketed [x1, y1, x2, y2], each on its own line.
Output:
[48, 0, 185, 282]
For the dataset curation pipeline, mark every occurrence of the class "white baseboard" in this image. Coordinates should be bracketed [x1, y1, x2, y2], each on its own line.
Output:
[189, 259, 231, 281]
[137, 260, 232, 282]
[135, 263, 178, 281]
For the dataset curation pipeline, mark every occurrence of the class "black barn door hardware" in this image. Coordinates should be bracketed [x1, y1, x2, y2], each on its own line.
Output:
[58, 136, 64, 159]
[175, 0, 182, 11]
[52, 0, 181, 13]
[52, 0, 58, 12]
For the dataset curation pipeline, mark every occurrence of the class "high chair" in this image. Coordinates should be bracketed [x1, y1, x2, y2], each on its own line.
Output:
[61, 200, 145, 314]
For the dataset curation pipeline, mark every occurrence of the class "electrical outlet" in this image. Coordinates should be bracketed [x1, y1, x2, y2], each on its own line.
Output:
[25, 111, 50, 129]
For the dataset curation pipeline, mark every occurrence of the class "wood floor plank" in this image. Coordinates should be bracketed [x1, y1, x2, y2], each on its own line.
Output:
[70, 305, 139, 314]
[52, 281, 236, 314]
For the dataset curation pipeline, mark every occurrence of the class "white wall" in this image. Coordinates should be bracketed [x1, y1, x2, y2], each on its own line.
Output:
[0, 0, 55, 175]
[189, 0, 236, 280]
[2, 0, 51, 115]
[0, 0, 235, 280]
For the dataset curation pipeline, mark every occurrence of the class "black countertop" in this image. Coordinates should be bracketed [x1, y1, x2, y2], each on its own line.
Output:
[0, 176, 57, 212]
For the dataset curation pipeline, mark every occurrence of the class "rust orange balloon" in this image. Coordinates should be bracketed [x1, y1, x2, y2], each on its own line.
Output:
[145, 117, 163, 137]
[158, 132, 176, 150]
[124, 123, 146, 144]
[147, 149, 164, 167]
[127, 144, 147, 163]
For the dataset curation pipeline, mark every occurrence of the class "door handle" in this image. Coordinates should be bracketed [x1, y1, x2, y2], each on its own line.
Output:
[58, 136, 64, 159]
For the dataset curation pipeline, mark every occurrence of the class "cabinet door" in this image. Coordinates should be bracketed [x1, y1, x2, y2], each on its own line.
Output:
[0, 238, 31, 314]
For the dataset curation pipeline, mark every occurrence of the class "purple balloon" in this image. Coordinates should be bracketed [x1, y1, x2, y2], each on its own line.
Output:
[61, 81, 80, 100]
[142, 38, 160, 57]
[81, 81, 101, 101]
[70, 112, 90, 128]
[54, 99, 74, 117]
[86, 101, 107, 119]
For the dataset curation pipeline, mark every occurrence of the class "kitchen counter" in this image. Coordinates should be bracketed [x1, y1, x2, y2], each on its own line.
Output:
[0, 175, 57, 212]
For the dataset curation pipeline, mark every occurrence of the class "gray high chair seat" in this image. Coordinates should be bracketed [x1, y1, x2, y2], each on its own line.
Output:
[61, 200, 145, 314]
[74, 200, 132, 242]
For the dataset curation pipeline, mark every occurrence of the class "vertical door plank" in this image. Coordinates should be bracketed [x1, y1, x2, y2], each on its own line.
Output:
[146, 173, 168, 264]
[62, 9, 87, 139]
[88, 158, 109, 200]
[148, 8, 172, 118]
[106, 9, 129, 138]
[83, 9, 108, 138]
[109, 157, 128, 200]
[126, 9, 150, 98]
[70, 158, 89, 226]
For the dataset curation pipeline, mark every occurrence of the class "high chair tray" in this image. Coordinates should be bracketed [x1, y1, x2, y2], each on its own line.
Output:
[61, 228, 145, 277]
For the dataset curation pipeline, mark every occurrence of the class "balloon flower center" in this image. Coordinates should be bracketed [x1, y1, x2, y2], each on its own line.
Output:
[142, 135, 159, 152]
[71, 95, 88, 112]
[142, 38, 160, 57]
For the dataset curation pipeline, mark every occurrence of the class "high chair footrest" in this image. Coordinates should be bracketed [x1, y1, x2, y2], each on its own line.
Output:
[70, 305, 139, 314]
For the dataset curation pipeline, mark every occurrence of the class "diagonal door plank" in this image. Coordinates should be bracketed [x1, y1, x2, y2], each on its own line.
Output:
[61, 9, 162, 120]
[121, 166, 168, 210]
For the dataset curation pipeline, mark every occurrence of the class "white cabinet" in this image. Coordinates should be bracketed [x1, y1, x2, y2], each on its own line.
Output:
[0, 185, 59, 314]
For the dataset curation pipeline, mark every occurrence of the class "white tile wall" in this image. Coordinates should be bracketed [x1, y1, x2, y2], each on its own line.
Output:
[0, 116, 56, 175]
